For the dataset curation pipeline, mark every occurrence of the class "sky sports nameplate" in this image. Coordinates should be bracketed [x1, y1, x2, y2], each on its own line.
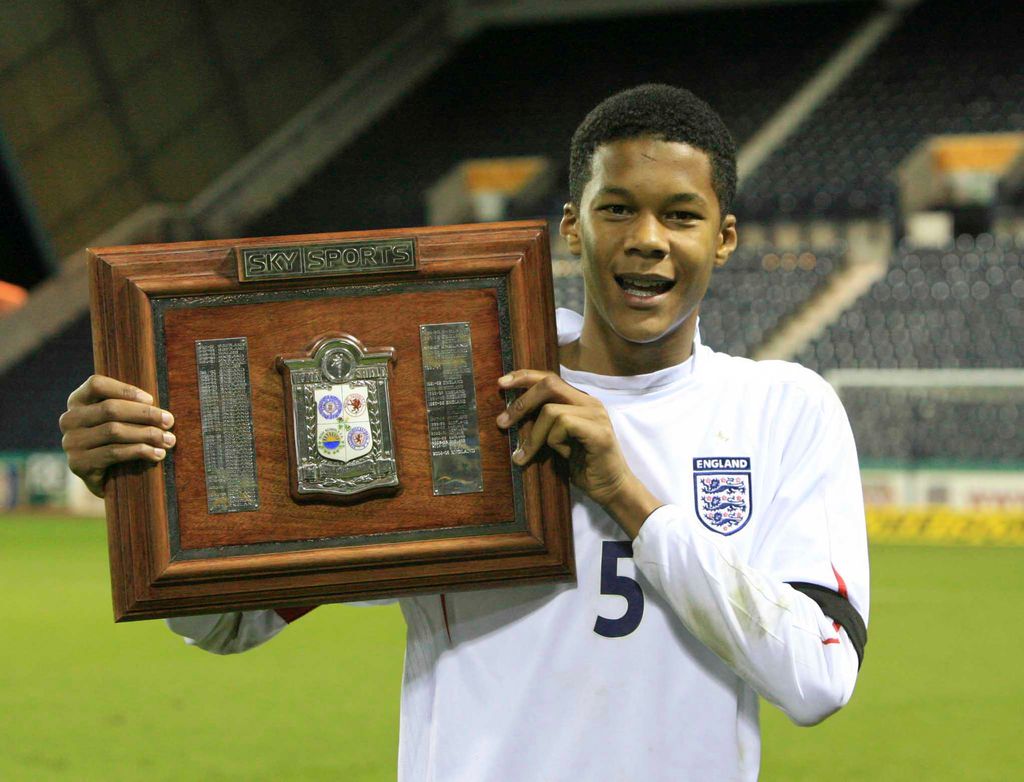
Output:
[236, 238, 417, 281]
[88, 222, 572, 622]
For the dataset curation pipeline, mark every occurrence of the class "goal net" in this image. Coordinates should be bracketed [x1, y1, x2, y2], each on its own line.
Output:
[827, 369, 1024, 544]
[826, 368, 1024, 469]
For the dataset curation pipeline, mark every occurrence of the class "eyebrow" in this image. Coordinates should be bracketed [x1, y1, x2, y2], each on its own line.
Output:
[595, 186, 633, 199]
[665, 192, 710, 208]
[595, 187, 710, 209]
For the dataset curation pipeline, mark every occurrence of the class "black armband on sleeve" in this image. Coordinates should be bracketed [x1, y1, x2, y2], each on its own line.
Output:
[788, 582, 867, 668]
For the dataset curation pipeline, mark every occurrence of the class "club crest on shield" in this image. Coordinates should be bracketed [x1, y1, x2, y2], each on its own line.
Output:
[692, 457, 752, 535]
[276, 333, 399, 502]
[314, 385, 373, 461]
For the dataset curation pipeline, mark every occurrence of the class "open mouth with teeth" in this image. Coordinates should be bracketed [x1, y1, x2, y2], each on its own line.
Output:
[615, 274, 675, 299]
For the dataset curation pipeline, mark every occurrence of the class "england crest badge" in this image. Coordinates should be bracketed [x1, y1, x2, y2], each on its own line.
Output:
[692, 457, 752, 535]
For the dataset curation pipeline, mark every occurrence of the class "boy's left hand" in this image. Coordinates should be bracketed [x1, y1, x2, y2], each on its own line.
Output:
[496, 370, 662, 536]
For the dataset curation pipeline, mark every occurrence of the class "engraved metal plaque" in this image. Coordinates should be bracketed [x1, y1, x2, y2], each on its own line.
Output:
[276, 334, 399, 501]
[236, 238, 417, 282]
[420, 322, 483, 496]
[195, 338, 260, 513]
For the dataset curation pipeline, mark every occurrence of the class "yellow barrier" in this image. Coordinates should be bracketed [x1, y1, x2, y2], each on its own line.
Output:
[867, 506, 1024, 546]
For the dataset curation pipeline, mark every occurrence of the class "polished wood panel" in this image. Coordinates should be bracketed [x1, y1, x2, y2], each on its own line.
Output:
[164, 287, 512, 548]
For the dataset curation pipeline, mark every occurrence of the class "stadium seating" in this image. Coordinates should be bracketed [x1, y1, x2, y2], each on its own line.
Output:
[253, 2, 875, 236]
[733, 0, 1024, 222]
[0, 313, 93, 451]
[4, 0, 1020, 473]
[798, 234, 1024, 464]
[701, 243, 839, 358]
[799, 234, 1024, 371]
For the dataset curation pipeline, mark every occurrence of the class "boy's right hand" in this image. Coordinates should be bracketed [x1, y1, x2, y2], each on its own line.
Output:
[59, 375, 176, 498]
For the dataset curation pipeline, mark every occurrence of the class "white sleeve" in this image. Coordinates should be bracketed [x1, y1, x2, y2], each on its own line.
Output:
[749, 379, 870, 627]
[634, 507, 859, 726]
[632, 379, 868, 726]
[165, 610, 288, 655]
[164, 599, 397, 655]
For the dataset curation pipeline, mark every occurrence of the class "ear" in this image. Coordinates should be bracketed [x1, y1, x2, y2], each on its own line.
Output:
[714, 214, 738, 268]
[559, 202, 582, 256]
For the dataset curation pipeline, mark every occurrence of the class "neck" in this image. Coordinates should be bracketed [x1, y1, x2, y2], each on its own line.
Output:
[559, 310, 698, 375]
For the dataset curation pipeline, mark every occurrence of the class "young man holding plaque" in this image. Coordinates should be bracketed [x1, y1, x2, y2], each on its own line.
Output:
[61, 84, 868, 780]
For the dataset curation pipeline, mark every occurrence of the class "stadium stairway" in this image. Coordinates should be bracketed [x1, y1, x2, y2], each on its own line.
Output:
[755, 257, 887, 361]
[755, 220, 892, 361]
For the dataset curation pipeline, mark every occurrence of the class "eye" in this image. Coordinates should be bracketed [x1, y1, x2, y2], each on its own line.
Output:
[598, 203, 632, 217]
[666, 210, 701, 222]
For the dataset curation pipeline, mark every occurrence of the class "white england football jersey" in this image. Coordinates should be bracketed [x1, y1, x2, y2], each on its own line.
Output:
[168, 309, 869, 782]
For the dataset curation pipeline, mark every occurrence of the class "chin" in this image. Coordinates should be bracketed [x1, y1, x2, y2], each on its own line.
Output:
[611, 315, 684, 346]
[584, 284, 699, 352]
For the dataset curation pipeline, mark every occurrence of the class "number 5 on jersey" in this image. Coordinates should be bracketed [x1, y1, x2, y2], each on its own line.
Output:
[594, 541, 645, 638]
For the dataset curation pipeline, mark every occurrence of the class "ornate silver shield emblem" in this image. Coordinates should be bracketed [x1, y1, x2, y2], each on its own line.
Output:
[276, 334, 399, 501]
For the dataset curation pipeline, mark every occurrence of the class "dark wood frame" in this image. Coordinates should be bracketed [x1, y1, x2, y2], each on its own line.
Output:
[89, 221, 574, 622]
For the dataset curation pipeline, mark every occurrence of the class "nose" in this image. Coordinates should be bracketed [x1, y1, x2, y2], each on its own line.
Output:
[625, 212, 669, 258]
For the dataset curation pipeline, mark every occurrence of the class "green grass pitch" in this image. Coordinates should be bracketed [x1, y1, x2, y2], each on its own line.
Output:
[2, 516, 1022, 781]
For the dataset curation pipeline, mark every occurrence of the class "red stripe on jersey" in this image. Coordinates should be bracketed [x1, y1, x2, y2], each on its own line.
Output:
[440, 594, 453, 643]
[828, 565, 848, 638]
[275, 606, 316, 624]
[831, 564, 849, 600]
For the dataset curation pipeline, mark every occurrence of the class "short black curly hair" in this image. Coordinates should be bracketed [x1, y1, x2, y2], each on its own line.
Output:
[569, 84, 737, 218]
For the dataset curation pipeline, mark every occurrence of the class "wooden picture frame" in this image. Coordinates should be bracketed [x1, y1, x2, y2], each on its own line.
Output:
[89, 220, 574, 621]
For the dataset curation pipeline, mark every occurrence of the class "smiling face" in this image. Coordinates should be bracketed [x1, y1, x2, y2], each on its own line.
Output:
[560, 136, 737, 374]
